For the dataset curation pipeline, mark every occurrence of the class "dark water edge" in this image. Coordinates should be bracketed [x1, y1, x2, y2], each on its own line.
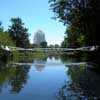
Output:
[62, 50, 100, 71]
[0, 51, 100, 100]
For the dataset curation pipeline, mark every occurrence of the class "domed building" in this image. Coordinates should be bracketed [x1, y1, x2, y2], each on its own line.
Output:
[33, 30, 46, 45]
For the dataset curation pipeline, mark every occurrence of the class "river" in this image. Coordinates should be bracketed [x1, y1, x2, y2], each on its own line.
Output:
[0, 55, 100, 100]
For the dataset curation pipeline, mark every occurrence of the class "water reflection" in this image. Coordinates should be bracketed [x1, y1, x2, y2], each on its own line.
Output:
[56, 64, 100, 100]
[0, 55, 100, 100]
[10, 65, 30, 93]
[34, 58, 47, 72]
[0, 62, 30, 93]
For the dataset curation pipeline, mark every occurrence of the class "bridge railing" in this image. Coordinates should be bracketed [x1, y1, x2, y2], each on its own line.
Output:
[1, 45, 99, 52]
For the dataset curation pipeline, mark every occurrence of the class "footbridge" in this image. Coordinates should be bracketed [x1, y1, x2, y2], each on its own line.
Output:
[1, 45, 98, 52]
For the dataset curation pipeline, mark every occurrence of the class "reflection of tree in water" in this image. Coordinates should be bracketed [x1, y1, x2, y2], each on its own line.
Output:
[56, 65, 100, 100]
[60, 54, 85, 64]
[34, 58, 47, 72]
[0, 63, 16, 92]
[48, 55, 60, 61]
[0, 62, 30, 93]
[48, 56, 53, 60]
[10, 65, 30, 93]
[53, 56, 60, 61]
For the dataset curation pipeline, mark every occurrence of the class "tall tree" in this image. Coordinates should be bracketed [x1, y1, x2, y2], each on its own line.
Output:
[49, 0, 100, 47]
[8, 17, 30, 48]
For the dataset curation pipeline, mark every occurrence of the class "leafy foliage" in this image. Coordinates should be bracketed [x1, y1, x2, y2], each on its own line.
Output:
[40, 41, 47, 48]
[0, 31, 15, 46]
[8, 17, 30, 48]
[49, 0, 100, 47]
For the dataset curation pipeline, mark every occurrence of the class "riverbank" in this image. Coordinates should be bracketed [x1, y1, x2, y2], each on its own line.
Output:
[1, 48, 100, 72]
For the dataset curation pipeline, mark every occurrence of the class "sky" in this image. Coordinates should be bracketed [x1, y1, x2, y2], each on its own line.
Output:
[0, 0, 66, 45]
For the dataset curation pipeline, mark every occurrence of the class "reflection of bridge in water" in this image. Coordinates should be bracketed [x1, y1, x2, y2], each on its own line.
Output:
[1, 45, 98, 52]
[15, 62, 88, 67]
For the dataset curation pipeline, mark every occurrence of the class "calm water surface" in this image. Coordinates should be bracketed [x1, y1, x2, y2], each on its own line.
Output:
[0, 56, 100, 100]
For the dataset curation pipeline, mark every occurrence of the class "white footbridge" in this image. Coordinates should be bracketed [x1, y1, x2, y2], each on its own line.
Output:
[1, 45, 98, 52]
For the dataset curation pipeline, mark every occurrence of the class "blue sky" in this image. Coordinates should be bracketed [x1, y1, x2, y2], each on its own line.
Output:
[0, 0, 66, 45]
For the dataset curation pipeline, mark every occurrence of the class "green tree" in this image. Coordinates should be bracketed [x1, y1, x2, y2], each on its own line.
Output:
[49, 44, 54, 48]
[8, 17, 30, 48]
[49, 0, 100, 47]
[55, 44, 59, 48]
[0, 31, 16, 61]
[0, 31, 15, 46]
[40, 41, 47, 48]
[61, 38, 68, 48]
[33, 44, 39, 48]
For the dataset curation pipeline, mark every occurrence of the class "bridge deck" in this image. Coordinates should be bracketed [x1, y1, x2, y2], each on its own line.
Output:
[1, 45, 98, 52]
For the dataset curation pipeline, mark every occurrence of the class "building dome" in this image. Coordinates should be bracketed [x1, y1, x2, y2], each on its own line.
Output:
[34, 30, 46, 45]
